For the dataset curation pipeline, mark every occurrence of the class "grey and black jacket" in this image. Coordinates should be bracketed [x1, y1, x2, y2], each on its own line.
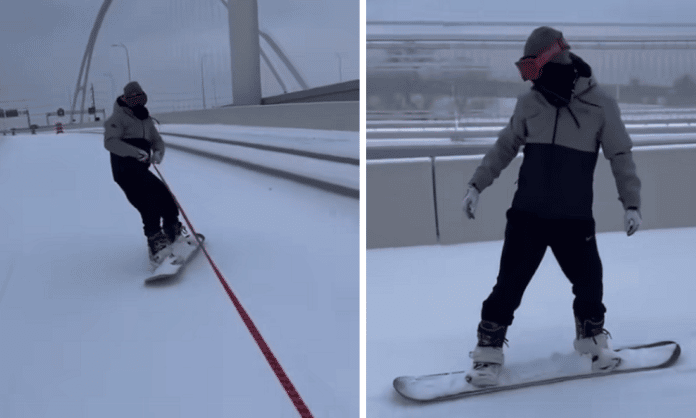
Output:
[104, 97, 164, 158]
[103, 97, 164, 183]
[469, 69, 641, 220]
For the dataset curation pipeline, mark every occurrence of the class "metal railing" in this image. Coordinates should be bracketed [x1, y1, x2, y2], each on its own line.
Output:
[367, 22, 696, 118]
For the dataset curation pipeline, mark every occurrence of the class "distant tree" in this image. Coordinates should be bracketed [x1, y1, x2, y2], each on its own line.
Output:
[673, 74, 696, 97]
[667, 74, 696, 105]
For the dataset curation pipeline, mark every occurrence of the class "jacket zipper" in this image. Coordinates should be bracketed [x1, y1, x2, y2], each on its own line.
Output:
[551, 107, 560, 146]
[548, 108, 560, 215]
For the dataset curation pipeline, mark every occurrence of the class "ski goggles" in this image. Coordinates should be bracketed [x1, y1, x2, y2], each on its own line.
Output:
[515, 38, 570, 81]
[124, 92, 148, 107]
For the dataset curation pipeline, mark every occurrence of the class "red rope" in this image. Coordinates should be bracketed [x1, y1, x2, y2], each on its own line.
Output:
[152, 164, 314, 418]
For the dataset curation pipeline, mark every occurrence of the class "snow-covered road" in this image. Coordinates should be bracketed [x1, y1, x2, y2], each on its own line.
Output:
[0, 131, 358, 418]
[368, 227, 696, 417]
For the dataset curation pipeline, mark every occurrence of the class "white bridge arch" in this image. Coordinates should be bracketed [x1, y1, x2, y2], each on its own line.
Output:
[71, 0, 307, 123]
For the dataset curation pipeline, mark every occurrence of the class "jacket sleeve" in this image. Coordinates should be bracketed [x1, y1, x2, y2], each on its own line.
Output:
[467, 98, 527, 192]
[103, 116, 142, 158]
[598, 97, 641, 210]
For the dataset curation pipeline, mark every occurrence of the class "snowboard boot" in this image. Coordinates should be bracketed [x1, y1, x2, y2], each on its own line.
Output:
[573, 317, 621, 372]
[466, 320, 508, 387]
[147, 230, 173, 269]
[163, 221, 187, 245]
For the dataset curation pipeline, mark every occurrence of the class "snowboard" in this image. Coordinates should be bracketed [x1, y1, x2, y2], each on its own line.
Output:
[145, 233, 205, 284]
[394, 340, 680, 402]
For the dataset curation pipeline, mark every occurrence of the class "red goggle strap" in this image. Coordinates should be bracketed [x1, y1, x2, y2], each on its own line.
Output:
[515, 38, 570, 81]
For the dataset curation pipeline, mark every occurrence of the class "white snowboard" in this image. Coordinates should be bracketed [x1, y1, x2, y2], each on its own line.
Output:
[145, 233, 205, 284]
[394, 341, 681, 401]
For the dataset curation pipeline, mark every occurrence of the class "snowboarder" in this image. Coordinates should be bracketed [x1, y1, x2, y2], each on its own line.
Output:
[461, 27, 642, 386]
[103, 81, 186, 268]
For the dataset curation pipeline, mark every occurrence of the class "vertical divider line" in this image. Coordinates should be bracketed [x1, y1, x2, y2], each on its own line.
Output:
[431, 156, 440, 241]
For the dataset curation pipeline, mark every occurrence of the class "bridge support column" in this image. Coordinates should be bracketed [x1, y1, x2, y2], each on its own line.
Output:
[228, 0, 262, 105]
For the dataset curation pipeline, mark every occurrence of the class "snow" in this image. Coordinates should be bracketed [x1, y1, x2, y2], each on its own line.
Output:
[368, 227, 696, 417]
[76, 125, 358, 160]
[158, 134, 358, 192]
[0, 130, 358, 418]
[76, 124, 360, 192]
[160, 125, 359, 160]
[368, 123, 696, 135]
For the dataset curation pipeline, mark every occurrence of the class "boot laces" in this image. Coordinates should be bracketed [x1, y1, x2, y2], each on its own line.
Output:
[591, 329, 612, 344]
[149, 232, 170, 254]
[174, 224, 188, 238]
[165, 223, 188, 242]
[472, 362, 500, 370]
[478, 335, 509, 348]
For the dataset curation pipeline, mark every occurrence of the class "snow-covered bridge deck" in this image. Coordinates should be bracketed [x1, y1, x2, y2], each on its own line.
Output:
[368, 227, 696, 417]
[0, 130, 358, 418]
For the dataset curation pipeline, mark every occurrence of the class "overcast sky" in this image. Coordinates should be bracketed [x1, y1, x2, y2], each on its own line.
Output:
[4, 1, 695, 120]
[367, 0, 696, 23]
[1, 0, 359, 117]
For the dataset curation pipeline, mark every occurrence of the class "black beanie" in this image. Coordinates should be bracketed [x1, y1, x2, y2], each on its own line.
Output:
[523, 26, 568, 57]
[123, 81, 144, 96]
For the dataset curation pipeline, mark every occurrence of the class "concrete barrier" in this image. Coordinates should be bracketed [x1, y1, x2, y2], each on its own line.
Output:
[367, 144, 696, 248]
[262, 80, 359, 105]
[603, 145, 696, 232]
[366, 158, 438, 248]
[161, 133, 359, 197]
[436, 144, 696, 244]
[153, 101, 358, 132]
[435, 154, 521, 244]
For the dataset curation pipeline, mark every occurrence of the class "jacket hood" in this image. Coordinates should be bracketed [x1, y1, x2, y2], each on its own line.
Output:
[114, 96, 149, 121]
[536, 53, 600, 109]
[569, 53, 599, 99]
[570, 53, 592, 78]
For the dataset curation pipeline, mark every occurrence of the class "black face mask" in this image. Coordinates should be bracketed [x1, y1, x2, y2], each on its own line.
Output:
[118, 94, 150, 120]
[124, 92, 147, 107]
[533, 63, 578, 106]
[130, 104, 149, 120]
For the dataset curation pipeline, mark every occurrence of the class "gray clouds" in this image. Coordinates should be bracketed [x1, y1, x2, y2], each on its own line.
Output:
[367, 0, 696, 23]
[1, 0, 358, 118]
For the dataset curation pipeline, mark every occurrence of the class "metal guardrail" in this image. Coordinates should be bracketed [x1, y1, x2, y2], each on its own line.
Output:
[367, 110, 433, 120]
[69, 127, 359, 199]
[367, 108, 696, 122]
[164, 141, 358, 199]
[366, 134, 696, 160]
[366, 113, 696, 159]
[160, 131, 359, 166]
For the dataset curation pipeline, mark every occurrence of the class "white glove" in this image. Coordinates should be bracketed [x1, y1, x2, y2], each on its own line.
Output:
[151, 149, 164, 164]
[624, 208, 641, 236]
[462, 187, 480, 220]
[135, 149, 150, 163]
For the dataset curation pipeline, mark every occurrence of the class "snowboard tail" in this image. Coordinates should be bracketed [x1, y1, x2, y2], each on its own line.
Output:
[145, 233, 205, 284]
[394, 341, 680, 402]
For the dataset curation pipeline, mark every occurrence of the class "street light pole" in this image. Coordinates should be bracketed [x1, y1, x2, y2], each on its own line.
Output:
[111, 43, 131, 82]
[336, 53, 343, 82]
[103, 72, 116, 100]
[212, 77, 218, 107]
[201, 54, 211, 109]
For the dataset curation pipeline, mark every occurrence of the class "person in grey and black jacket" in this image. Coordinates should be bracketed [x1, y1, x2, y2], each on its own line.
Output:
[461, 27, 642, 387]
[104, 81, 185, 267]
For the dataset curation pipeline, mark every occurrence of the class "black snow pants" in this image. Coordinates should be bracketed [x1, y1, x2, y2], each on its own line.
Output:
[110, 138, 179, 237]
[481, 208, 606, 327]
